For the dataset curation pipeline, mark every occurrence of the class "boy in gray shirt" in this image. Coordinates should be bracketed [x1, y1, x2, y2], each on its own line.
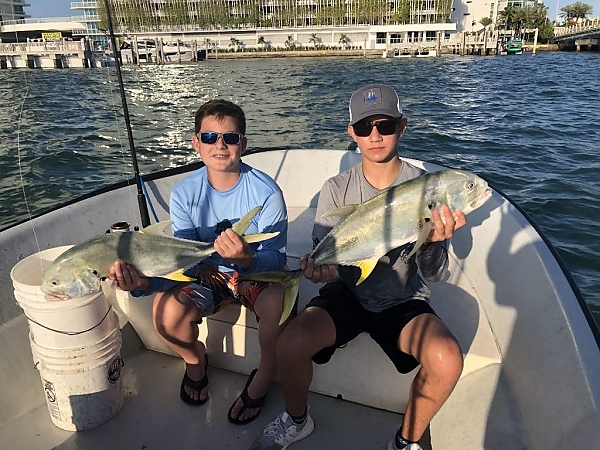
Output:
[251, 84, 466, 450]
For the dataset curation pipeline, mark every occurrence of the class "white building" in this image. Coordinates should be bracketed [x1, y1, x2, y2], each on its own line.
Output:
[68, 0, 458, 51]
[0, 0, 30, 22]
[70, 1, 108, 49]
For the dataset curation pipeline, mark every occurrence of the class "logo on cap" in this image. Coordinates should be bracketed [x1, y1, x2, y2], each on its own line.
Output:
[364, 88, 382, 106]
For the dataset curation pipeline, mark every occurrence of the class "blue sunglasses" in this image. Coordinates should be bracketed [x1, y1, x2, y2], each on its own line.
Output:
[199, 132, 243, 145]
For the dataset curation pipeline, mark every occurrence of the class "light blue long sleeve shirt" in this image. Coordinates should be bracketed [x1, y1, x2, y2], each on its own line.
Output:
[138, 162, 288, 295]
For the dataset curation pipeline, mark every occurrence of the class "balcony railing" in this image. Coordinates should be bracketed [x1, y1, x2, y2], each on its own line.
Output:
[0, 16, 85, 26]
[71, 1, 98, 8]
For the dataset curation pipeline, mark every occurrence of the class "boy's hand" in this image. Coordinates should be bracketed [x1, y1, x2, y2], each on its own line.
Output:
[426, 205, 467, 244]
[300, 252, 337, 284]
[108, 260, 149, 291]
[215, 228, 254, 270]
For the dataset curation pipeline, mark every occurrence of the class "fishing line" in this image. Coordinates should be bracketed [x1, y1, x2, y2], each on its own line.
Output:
[16, 70, 43, 263]
[103, 56, 140, 221]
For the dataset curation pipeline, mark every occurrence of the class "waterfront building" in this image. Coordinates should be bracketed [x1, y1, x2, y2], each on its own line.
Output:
[89, 0, 459, 51]
[0, 0, 29, 22]
[0, 17, 86, 43]
[71, 1, 109, 49]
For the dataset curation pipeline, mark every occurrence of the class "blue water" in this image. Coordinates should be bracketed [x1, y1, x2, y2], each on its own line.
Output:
[0, 52, 599, 324]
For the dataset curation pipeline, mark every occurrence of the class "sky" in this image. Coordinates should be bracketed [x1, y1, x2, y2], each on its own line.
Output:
[28, 1, 74, 19]
[26, 0, 600, 21]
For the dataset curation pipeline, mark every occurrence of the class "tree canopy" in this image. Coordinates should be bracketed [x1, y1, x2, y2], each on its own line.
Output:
[559, 2, 594, 22]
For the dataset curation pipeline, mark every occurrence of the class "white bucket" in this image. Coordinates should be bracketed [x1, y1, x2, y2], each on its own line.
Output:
[11, 246, 116, 348]
[30, 328, 124, 431]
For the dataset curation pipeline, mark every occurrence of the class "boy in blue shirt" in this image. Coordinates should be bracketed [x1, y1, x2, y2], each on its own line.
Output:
[109, 99, 288, 425]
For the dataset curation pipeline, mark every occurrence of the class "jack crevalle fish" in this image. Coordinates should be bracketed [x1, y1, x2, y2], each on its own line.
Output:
[244, 169, 492, 325]
[41, 206, 279, 300]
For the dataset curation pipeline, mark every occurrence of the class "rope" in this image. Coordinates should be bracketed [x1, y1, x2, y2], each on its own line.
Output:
[24, 306, 113, 336]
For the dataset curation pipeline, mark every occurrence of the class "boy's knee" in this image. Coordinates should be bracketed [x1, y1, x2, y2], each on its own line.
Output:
[257, 291, 284, 318]
[424, 335, 463, 381]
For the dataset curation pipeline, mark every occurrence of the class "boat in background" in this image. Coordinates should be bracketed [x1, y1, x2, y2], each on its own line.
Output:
[506, 39, 523, 54]
[416, 48, 436, 57]
[392, 48, 412, 58]
[120, 39, 195, 64]
[0, 148, 599, 449]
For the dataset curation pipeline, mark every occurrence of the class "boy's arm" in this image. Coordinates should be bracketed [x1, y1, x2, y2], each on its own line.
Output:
[416, 242, 449, 282]
[312, 178, 340, 245]
[303, 179, 340, 284]
[416, 206, 466, 282]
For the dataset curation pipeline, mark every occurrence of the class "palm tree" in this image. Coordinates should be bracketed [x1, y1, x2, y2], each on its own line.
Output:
[498, 6, 520, 38]
[480, 16, 493, 32]
[479, 17, 493, 50]
[257, 35, 266, 50]
[338, 33, 349, 49]
[309, 32, 320, 49]
[284, 35, 295, 50]
[229, 36, 240, 52]
[560, 2, 594, 23]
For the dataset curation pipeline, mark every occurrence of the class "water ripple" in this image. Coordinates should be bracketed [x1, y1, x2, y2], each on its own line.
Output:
[0, 52, 599, 323]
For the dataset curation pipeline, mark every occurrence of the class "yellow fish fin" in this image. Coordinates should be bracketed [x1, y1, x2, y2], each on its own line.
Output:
[232, 206, 263, 236]
[321, 204, 358, 220]
[162, 269, 196, 282]
[242, 231, 280, 244]
[353, 259, 379, 285]
[240, 270, 302, 325]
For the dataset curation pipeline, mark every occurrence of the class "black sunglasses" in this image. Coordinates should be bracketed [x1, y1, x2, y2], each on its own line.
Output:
[199, 132, 243, 145]
[352, 118, 400, 137]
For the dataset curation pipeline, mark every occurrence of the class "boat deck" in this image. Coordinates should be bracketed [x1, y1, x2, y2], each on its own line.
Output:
[0, 325, 431, 450]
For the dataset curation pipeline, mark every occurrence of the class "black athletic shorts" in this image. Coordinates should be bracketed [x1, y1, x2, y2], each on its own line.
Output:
[307, 280, 437, 374]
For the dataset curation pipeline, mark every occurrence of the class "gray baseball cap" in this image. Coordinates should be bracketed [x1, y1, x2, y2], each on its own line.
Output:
[348, 84, 403, 125]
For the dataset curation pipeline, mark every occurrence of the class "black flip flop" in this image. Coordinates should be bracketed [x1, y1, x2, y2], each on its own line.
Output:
[227, 368, 267, 425]
[180, 354, 209, 406]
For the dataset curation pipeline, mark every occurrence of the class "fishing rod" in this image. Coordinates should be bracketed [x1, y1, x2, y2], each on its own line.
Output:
[103, 0, 151, 228]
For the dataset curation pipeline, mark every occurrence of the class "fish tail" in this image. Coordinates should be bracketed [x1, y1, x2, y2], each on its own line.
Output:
[242, 231, 280, 244]
[241, 270, 303, 325]
[232, 206, 263, 236]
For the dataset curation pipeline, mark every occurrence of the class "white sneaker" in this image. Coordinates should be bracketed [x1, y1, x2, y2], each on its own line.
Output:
[249, 410, 314, 450]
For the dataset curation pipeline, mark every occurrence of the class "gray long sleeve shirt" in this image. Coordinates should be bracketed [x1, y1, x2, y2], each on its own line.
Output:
[312, 159, 448, 313]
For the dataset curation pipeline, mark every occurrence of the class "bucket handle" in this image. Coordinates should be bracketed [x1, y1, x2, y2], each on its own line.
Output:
[24, 306, 114, 336]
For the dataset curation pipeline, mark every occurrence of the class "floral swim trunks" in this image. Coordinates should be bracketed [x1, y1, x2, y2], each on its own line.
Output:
[176, 264, 269, 318]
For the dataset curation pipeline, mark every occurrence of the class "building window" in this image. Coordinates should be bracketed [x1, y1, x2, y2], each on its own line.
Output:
[390, 33, 403, 44]
[376, 32, 386, 44]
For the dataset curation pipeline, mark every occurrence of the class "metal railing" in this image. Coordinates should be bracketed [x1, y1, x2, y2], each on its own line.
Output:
[0, 16, 85, 26]
[70, 1, 98, 8]
[0, 40, 84, 53]
[554, 22, 600, 37]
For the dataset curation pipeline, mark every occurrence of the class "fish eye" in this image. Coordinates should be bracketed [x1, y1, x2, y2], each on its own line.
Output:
[92, 270, 98, 276]
[466, 182, 475, 190]
[51, 281, 57, 286]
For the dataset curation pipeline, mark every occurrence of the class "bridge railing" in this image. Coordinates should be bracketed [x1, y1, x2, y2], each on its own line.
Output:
[554, 21, 600, 37]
